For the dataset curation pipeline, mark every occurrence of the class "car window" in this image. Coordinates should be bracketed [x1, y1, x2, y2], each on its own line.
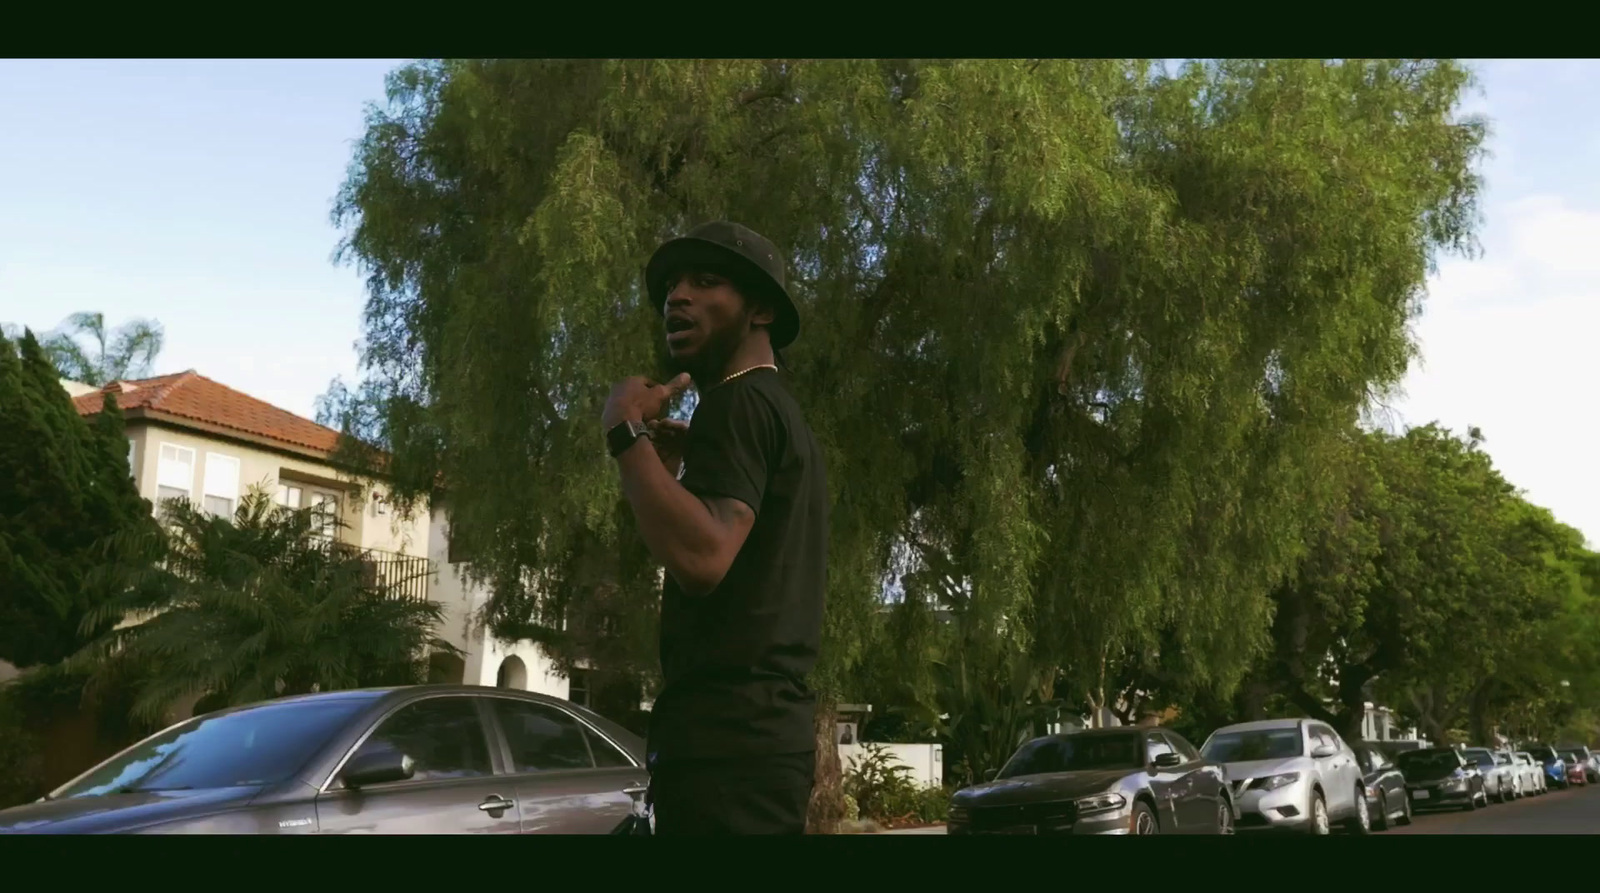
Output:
[55, 697, 377, 798]
[345, 697, 493, 785]
[1310, 725, 1341, 750]
[1164, 732, 1200, 762]
[1201, 728, 1303, 761]
[1146, 735, 1175, 764]
[999, 733, 1144, 779]
[587, 730, 635, 768]
[491, 699, 597, 772]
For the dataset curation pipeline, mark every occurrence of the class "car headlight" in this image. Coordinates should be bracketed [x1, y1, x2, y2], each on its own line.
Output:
[1256, 772, 1301, 791]
[948, 807, 969, 823]
[1075, 793, 1127, 813]
[1442, 770, 1467, 788]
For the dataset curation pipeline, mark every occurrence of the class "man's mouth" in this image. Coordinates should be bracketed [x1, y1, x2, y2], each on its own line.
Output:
[665, 315, 695, 344]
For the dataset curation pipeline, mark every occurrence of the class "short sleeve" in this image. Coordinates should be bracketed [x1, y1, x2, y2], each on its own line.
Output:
[678, 384, 782, 515]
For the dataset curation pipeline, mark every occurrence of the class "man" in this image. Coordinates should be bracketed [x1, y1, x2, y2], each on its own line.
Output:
[600, 221, 829, 835]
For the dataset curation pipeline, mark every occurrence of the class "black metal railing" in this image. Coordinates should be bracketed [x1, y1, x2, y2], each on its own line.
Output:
[326, 541, 434, 603]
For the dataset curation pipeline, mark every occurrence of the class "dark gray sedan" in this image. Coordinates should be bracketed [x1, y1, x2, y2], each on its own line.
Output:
[0, 685, 650, 834]
[947, 727, 1234, 835]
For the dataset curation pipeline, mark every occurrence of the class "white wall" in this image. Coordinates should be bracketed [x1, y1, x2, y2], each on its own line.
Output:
[0, 659, 17, 685]
[840, 742, 945, 790]
[127, 423, 431, 558]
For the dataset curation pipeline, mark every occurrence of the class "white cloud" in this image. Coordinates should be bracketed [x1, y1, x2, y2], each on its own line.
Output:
[1398, 193, 1600, 545]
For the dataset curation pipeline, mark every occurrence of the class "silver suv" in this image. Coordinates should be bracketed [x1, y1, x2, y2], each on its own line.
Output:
[1201, 719, 1369, 835]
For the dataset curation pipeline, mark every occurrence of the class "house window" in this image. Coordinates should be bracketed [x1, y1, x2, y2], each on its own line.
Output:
[275, 484, 303, 509]
[308, 490, 340, 539]
[567, 670, 590, 708]
[127, 439, 136, 474]
[156, 443, 195, 506]
[202, 452, 241, 519]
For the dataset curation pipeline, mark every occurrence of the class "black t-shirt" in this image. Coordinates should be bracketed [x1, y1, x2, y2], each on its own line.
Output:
[647, 368, 828, 761]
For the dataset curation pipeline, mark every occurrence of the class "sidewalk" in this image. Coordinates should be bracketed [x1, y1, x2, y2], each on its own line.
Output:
[882, 825, 946, 835]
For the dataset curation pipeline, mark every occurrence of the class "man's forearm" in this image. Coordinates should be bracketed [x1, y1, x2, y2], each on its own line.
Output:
[615, 439, 724, 591]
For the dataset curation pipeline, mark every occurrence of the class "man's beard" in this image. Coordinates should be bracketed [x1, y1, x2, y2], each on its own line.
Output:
[667, 322, 747, 381]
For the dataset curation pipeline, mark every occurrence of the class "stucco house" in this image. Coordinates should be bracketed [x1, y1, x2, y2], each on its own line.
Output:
[62, 370, 582, 713]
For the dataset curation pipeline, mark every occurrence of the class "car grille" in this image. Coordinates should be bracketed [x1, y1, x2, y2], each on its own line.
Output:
[968, 801, 1079, 833]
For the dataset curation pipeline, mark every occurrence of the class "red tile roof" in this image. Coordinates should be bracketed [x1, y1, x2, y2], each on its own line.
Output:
[73, 370, 343, 456]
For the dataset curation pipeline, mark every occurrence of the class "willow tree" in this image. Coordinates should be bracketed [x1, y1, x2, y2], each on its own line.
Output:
[326, 59, 1484, 829]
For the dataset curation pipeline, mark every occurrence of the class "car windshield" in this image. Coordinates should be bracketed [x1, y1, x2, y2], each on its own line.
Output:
[52, 697, 376, 798]
[1463, 750, 1495, 768]
[1530, 747, 1557, 760]
[998, 733, 1143, 778]
[1201, 728, 1303, 762]
[1396, 751, 1461, 776]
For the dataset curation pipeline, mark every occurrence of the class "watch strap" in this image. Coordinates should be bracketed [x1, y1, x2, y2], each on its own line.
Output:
[607, 419, 651, 458]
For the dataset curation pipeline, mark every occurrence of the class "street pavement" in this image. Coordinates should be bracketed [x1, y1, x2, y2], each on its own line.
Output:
[877, 783, 1600, 834]
[1388, 783, 1600, 834]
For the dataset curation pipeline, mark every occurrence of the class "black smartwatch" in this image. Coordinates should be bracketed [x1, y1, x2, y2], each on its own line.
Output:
[607, 419, 652, 458]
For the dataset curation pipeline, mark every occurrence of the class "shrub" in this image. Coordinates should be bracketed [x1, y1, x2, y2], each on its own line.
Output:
[0, 686, 45, 809]
[843, 743, 917, 822]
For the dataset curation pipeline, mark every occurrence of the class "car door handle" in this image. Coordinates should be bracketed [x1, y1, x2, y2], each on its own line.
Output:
[622, 784, 649, 797]
[478, 796, 516, 812]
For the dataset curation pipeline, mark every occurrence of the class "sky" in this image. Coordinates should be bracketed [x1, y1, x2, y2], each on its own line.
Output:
[2, 60, 1598, 543]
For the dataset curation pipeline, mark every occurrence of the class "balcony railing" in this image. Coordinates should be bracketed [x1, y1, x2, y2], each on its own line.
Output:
[325, 541, 434, 603]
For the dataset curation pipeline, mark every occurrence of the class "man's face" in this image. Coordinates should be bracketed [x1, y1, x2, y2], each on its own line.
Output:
[661, 270, 772, 374]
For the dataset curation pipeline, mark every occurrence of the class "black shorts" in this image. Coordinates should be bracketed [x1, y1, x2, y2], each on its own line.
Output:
[649, 751, 815, 835]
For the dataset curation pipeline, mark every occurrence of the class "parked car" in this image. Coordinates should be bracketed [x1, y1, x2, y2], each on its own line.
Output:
[1512, 752, 1548, 796]
[0, 685, 650, 834]
[1528, 745, 1569, 789]
[1396, 747, 1488, 811]
[1351, 743, 1412, 830]
[947, 727, 1233, 835]
[1557, 749, 1589, 786]
[1557, 745, 1596, 785]
[1371, 740, 1427, 761]
[1461, 748, 1517, 802]
[1200, 719, 1370, 835]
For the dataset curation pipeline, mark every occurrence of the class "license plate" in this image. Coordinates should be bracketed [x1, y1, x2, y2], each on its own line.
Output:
[1413, 790, 1430, 800]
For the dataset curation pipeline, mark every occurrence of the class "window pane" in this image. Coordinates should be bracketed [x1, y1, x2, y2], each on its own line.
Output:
[587, 731, 633, 768]
[491, 699, 595, 773]
[203, 495, 234, 518]
[156, 485, 190, 505]
[346, 697, 492, 784]
[203, 453, 240, 499]
[56, 698, 375, 798]
[1146, 736, 1174, 762]
[156, 443, 194, 490]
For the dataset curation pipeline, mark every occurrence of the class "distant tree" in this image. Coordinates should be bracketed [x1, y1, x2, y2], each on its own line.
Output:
[72, 489, 457, 722]
[0, 328, 155, 668]
[37, 312, 164, 386]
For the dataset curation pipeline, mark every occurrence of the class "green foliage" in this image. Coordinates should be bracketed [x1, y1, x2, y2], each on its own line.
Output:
[0, 684, 45, 808]
[71, 488, 456, 722]
[33, 312, 164, 387]
[0, 328, 157, 668]
[324, 60, 1485, 730]
[843, 743, 917, 822]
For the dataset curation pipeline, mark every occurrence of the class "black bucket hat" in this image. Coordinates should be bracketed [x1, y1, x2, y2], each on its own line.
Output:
[646, 221, 799, 350]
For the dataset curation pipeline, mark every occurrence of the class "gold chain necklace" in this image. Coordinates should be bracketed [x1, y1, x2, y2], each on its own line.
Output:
[716, 363, 777, 387]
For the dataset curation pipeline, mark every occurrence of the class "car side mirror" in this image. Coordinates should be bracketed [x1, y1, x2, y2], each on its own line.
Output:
[1311, 744, 1338, 759]
[1153, 752, 1184, 770]
[342, 749, 415, 789]
[983, 768, 999, 782]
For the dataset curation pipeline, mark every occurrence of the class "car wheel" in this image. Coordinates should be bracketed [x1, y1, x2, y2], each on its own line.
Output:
[1347, 787, 1372, 835]
[1132, 800, 1159, 835]
[1373, 790, 1391, 832]
[1397, 791, 1413, 826]
[1216, 798, 1234, 835]
[1309, 790, 1331, 835]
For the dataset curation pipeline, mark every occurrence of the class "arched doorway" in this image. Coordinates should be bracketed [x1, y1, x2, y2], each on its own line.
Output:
[496, 655, 527, 690]
[428, 651, 466, 684]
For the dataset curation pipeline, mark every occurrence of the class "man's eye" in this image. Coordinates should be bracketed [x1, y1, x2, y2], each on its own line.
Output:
[695, 274, 720, 288]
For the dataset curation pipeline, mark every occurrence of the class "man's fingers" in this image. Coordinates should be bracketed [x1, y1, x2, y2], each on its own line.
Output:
[649, 418, 690, 433]
[658, 372, 693, 399]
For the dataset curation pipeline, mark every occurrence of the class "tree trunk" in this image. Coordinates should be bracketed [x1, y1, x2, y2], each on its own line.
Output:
[805, 699, 844, 835]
